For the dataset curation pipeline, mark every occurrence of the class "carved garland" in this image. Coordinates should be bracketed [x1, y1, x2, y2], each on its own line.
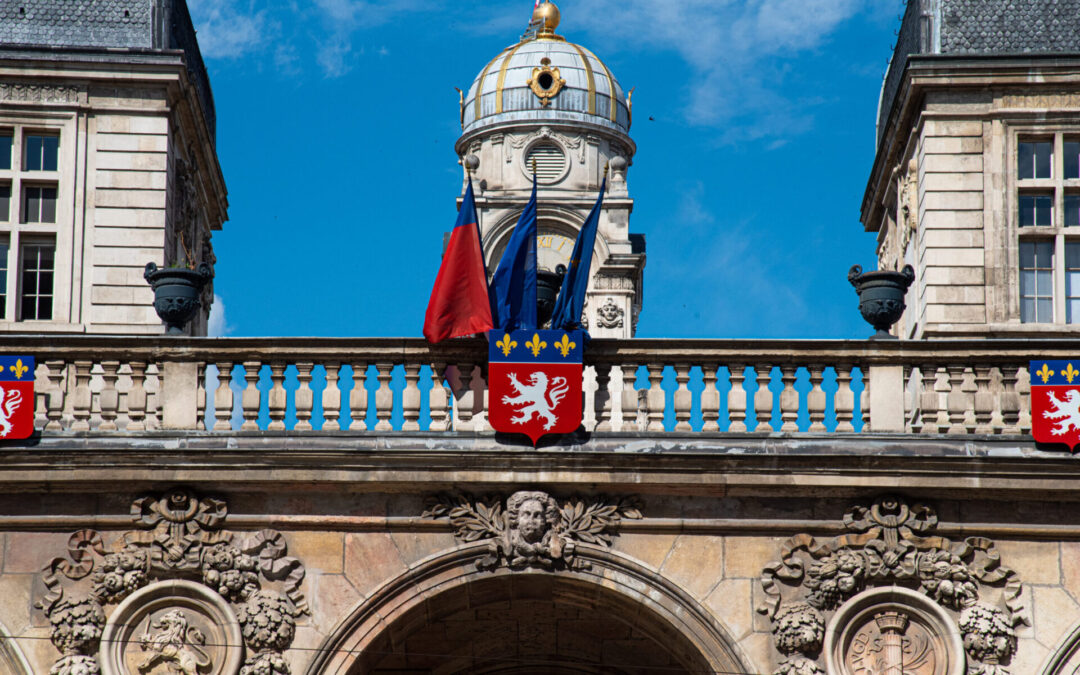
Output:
[35, 489, 309, 675]
[758, 496, 1028, 675]
[505, 126, 585, 165]
[424, 490, 642, 571]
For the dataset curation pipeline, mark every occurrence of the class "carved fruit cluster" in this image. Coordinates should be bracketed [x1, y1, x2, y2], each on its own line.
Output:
[917, 548, 978, 610]
[772, 603, 824, 656]
[774, 655, 826, 675]
[46, 598, 105, 655]
[49, 654, 101, 675]
[92, 548, 148, 604]
[237, 591, 297, 653]
[805, 549, 865, 610]
[203, 543, 260, 602]
[241, 652, 291, 675]
[960, 602, 1016, 666]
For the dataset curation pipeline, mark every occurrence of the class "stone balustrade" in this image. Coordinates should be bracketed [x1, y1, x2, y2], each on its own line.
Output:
[2, 335, 1071, 436]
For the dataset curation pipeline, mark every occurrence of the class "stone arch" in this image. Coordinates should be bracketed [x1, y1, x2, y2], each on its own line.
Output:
[483, 207, 610, 273]
[0, 619, 33, 675]
[306, 542, 750, 675]
[1039, 618, 1080, 674]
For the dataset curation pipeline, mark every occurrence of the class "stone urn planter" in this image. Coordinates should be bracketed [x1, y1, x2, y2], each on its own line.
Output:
[848, 264, 915, 339]
[537, 264, 567, 328]
[144, 262, 213, 335]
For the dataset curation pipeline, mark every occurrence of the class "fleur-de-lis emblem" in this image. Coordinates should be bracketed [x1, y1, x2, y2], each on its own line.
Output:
[1065, 363, 1080, 384]
[11, 359, 28, 379]
[1036, 363, 1055, 384]
[496, 333, 517, 357]
[555, 333, 576, 358]
[525, 333, 547, 357]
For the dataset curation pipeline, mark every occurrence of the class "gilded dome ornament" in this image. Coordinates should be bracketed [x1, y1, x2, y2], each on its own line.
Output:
[527, 57, 565, 107]
[533, 1, 561, 38]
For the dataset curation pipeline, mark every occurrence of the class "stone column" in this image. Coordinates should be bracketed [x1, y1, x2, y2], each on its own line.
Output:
[874, 611, 910, 675]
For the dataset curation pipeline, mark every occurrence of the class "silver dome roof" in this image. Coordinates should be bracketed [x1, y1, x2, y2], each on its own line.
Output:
[462, 38, 631, 137]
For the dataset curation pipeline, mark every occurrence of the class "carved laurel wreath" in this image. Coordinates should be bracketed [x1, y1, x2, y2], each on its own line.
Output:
[424, 490, 642, 571]
[758, 495, 1028, 675]
[35, 489, 309, 675]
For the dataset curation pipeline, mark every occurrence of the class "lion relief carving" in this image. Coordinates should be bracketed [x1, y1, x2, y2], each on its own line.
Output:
[137, 609, 212, 674]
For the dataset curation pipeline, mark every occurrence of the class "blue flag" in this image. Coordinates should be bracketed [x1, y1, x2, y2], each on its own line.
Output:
[490, 174, 538, 330]
[550, 177, 605, 331]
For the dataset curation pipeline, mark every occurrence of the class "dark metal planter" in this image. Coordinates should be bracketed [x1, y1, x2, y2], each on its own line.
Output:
[144, 262, 213, 335]
[536, 264, 567, 328]
[848, 264, 915, 340]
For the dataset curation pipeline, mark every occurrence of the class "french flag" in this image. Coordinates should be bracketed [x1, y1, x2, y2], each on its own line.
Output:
[423, 180, 494, 343]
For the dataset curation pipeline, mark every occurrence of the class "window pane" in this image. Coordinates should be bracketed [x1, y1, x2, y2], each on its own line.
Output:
[1038, 298, 1053, 321]
[1038, 268, 1054, 295]
[22, 187, 39, 223]
[1068, 195, 1080, 228]
[1036, 195, 1053, 226]
[42, 136, 58, 171]
[1020, 142, 1035, 179]
[1068, 241, 1080, 269]
[1020, 242, 1036, 267]
[0, 184, 8, 222]
[1069, 298, 1080, 324]
[1021, 298, 1035, 323]
[1036, 142, 1053, 178]
[21, 267, 36, 295]
[0, 238, 8, 316]
[1067, 141, 1080, 179]
[1035, 240, 1054, 265]
[1020, 241, 1055, 323]
[24, 136, 41, 171]
[1068, 243, 1080, 323]
[0, 133, 11, 171]
[40, 186, 56, 223]
[1020, 195, 1035, 227]
[20, 242, 54, 321]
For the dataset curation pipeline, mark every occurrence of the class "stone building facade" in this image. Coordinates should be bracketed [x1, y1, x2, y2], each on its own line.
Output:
[0, 0, 226, 336]
[863, 0, 1080, 339]
[3, 2, 1080, 675]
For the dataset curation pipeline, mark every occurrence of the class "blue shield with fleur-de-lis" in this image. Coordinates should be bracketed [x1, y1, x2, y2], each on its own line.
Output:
[1031, 360, 1080, 452]
[488, 329, 583, 443]
[0, 356, 34, 440]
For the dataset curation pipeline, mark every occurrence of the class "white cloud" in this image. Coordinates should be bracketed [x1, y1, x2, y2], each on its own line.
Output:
[187, 0, 273, 60]
[208, 293, 230, 338]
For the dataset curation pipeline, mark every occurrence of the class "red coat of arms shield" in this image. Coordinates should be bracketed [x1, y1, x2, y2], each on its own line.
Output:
[1031, 360, 1080, 451]
[488, 329, 583, 443]
[0, 356, 35, 440]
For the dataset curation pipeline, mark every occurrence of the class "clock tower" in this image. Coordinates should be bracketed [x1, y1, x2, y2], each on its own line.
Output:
[454, 1, 644, 338]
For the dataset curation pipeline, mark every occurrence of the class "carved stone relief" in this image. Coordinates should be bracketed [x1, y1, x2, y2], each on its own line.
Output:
[0, 82, 80, 103]
[423, 490, 642, 571]
[596, 297, 625, 329]
[759, 496, 1028, 675]
[505, 126, 585, 165]
[35, 489, 309, 675]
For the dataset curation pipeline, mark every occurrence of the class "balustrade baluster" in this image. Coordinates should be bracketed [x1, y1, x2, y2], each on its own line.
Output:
[807, 366, 826, 432]
[918, 365, 940, 434]
[429, 363, 450, 431]
[973, 366, 994, 434]
[645, 364, 665, 432]
[71, 360, 93, 431]
[349, 362, 368, 431]
[402, 364, 422, 431]
[196, 363, 207, 431]
[1017, 366, 1032, 433]
[322, 363, 342, 431]
[33, 363, 47, 429]
[860, 371, 869, 431]
[144, 363, 161, 431]
[754, 365, 773, 433]
[213, 362, 234, 431]
[473, 364, 490, 432]
[1000, 365, 1022, 435]
[835, 365, 855, 433]
[728, 364, 748, 432]
[594, 362, 613, 432]
[673, 364, 692, 432]
[98, 361, 120, 431]
[295, 362, 315, 431]
[454, 363, 476, 431]
[267, 363, 288, 431]
[372, 363, 393, 431]
[45, 359, 65, 431]
[620, 363, 639, 431]
[946, 366, 968, 434]
[241, 361, 262, 431]
[701, 364, 720, 433]
[127, 361, 148, 431]
[779, 366, 799, 432]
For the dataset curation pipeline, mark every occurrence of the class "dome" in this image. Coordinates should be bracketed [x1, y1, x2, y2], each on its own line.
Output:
[461, 15, 631, 137]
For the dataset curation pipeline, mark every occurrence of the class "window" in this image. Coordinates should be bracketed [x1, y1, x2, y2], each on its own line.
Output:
[1017, 133, 1080, 323]
[0, 125, 62, 322]
[19, 240, 53, 321]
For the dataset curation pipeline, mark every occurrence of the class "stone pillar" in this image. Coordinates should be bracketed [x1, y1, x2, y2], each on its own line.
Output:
[874, 611, 910, 675]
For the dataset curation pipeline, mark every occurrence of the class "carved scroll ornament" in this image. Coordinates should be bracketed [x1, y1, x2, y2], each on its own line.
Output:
[758, 496, 1028, 675]
[35, 489, 309, 675]
[423, 490, 642, 571]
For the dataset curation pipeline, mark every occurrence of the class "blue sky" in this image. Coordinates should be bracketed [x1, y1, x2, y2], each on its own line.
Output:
[192, 0, 904, 339]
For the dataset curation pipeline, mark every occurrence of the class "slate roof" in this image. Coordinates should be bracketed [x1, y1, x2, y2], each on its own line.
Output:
[0, 0, 216, 140]
[878, 0, 1080, 145]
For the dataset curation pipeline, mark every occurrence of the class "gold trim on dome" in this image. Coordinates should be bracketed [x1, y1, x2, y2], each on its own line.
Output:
[495, 42, 528, 114]
[568, 43, 597, 115]
[474, 47, 511, 122]
[527, 57, 566, 107]
[582, 46, 618, 123]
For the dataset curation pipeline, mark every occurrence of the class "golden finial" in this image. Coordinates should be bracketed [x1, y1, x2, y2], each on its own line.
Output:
[531, 156, 537, 175]
[533, 1, 561, 38]
[455, 87, 465, 130]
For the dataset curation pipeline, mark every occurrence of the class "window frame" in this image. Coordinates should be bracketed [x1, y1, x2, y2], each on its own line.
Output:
[1014, 131, 1080, 324]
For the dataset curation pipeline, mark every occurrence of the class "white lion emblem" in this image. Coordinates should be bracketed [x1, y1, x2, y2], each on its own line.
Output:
[502, 371, 570, 430]
[0, 385, 22, 438]
[1044, 389, 1080, 436]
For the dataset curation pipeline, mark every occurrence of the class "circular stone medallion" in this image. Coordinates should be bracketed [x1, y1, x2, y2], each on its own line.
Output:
[825, 586, 964, 675]
[100, 579, 243, 675]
